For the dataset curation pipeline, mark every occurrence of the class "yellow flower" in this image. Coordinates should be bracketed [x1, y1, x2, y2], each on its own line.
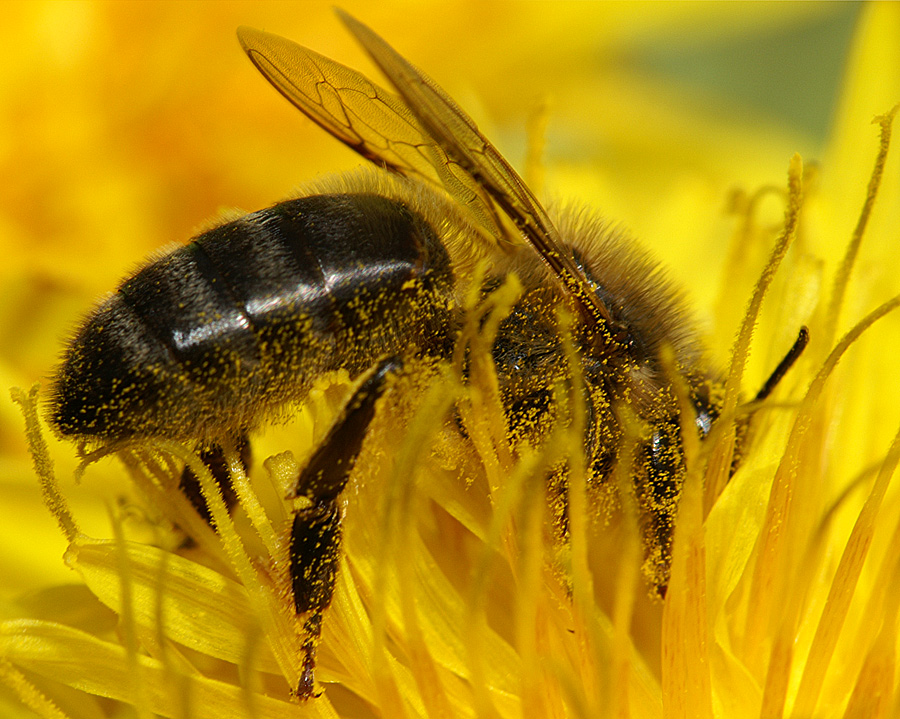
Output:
[3, 2, 897, 718]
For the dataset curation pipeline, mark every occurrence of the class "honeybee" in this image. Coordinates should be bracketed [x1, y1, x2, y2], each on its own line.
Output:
[48, 11, 805, 699]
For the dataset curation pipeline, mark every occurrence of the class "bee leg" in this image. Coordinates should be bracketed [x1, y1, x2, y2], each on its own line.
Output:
[178, 435, 251, 524]
[290, 356, 400, 700]
[639, 418, 686, 598]
[292, 502, 340, 699]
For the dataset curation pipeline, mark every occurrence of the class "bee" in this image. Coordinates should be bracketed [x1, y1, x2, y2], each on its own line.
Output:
[48, 11, 806, 699]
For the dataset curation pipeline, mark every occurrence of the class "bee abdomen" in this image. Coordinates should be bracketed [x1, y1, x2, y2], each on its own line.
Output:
[50, 193, 453, 441]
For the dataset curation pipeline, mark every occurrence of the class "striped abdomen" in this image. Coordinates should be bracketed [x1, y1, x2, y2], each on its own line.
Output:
[50, 193, 453, 440]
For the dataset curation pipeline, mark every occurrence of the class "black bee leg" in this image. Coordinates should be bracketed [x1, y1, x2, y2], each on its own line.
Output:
[639, 419, 685, 598]
[179, 435, 251, 524]
[290, 357, 400, 700]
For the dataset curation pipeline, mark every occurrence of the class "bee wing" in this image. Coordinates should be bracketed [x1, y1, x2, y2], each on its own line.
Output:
[237, 26, 505, 241]
[337, 10, 616, 334]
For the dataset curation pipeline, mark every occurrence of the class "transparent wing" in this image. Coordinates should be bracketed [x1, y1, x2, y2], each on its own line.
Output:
[237, 26, 505, 241]
[336, 10, 616, 334]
